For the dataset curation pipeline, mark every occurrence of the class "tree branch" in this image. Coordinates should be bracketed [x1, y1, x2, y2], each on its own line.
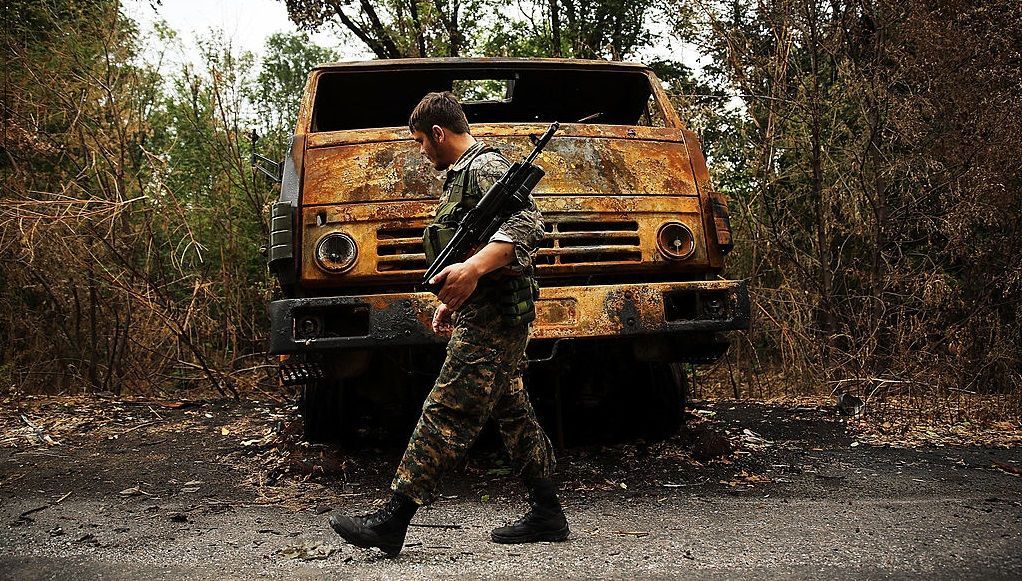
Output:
[324, 0, 393, 58]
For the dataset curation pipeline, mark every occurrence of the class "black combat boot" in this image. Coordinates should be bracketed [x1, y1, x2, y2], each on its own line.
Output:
[491, 478, 570, 543]
[329, 492, 419, 557]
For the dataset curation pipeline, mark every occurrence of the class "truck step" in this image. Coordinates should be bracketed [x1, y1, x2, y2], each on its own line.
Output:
[278, 361, 325, 386]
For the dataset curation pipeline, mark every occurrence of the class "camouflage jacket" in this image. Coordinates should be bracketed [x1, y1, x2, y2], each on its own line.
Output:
[439, 141, 545, 277]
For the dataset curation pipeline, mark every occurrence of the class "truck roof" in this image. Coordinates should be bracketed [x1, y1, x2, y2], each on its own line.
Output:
[310, 57, 651, 73]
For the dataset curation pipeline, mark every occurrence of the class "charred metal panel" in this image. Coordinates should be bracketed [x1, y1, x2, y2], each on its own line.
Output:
[302, 143, 437, 205]
[644, 70, 682, 128]
[298, 196, 707, 287]
[280, 60, 745, 355]
[278, 136, 302, 205]
[305, 124, 684, 149]
[683, 129, 727, 270]
[295, 72, 318, 134]
[309, 57, 652, 74]
[526, 136, 698, 197]
[268, 202, 295, 284]
[299, 121, 711, 287]
[302, 131, 698, 206]
[268, 293, 443, 354]
[267, 279, 748, 354]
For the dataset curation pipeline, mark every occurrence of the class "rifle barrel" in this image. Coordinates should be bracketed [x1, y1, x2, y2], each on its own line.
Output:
[525, 122, 560, 165]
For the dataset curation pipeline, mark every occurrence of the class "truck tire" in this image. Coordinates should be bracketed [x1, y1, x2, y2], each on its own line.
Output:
[546, 349, 689, 443]
[641, 362, 689, 440]
[300, 378, 346, 442]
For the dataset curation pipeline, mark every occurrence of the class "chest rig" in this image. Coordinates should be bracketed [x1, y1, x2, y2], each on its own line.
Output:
[422, 146, 538, 325]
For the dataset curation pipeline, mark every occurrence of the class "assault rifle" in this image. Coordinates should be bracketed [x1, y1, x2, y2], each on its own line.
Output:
[423, 121, 559, 292]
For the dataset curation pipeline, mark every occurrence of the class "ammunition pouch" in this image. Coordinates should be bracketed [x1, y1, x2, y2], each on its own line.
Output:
[498, 275, 539, 325]
[422, 146, 503, 269]
[423, 223, 456, 266]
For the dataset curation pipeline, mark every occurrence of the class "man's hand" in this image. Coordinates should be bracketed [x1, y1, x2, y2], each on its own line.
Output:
[432, 303, 454, 336]
[429, 241, 514, 310]
[430, 262, 481, 311]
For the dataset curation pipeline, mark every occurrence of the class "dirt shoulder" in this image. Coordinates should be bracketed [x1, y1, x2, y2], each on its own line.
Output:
[1, 397, 1021, 579]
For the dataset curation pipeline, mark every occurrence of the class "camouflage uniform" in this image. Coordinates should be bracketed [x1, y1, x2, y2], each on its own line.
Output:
[392, 142, 555, 505]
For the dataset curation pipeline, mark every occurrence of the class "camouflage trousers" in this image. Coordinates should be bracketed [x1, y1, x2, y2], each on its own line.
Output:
[391, 292, 556, 505]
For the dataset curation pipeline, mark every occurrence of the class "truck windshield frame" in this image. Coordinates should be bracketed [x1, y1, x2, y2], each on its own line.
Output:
[310, 67, 662, 132]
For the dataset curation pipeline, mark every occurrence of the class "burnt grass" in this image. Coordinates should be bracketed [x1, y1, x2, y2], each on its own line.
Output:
[1, 394, 1014, 507]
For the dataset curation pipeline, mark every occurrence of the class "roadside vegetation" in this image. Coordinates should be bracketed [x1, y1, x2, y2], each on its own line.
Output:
[2, 0, 1019, 427]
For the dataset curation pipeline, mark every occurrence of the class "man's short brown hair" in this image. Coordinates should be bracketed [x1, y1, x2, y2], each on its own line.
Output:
[409, 91, 471, 135]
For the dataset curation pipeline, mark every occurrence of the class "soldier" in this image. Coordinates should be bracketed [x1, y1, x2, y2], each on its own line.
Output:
[328, 92, 569, 557]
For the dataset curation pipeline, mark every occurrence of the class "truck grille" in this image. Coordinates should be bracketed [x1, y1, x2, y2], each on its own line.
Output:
[376, 226, 427, 272]
[537, 219, 641, 265]
[375, 218, 642, 272]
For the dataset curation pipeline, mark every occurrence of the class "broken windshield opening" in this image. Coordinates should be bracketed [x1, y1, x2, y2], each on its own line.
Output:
[311, 67, 659, 132]
[451, 77, 515, 103]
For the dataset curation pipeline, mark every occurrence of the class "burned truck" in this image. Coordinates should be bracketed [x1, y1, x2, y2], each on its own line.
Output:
[263, 58, 749, 441]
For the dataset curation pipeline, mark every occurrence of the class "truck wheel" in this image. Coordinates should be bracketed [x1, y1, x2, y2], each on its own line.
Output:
[641, 362, 689, 440]
[547, 350, 688, 443]
[300, 378, 346, 443]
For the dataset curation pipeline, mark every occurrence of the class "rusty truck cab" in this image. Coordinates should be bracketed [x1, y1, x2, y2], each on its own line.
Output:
[266, 58, 749, 440]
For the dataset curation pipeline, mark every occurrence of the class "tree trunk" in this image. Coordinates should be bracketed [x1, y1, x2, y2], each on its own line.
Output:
[549, 0, 562, 56]
[409, 0, 427, 57]
[805, 0, 835, 373]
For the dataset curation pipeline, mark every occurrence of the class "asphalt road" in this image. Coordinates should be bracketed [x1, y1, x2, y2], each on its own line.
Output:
[1, 399, 1020, 580]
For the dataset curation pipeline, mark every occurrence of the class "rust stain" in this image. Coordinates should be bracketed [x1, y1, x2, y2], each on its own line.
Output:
[536, 298, 578, 327]
[298, 195, 708, 286]
[302, 130, 697, 206]
[295, 72, 318, 133]
[305, 280, 744, 342]
[303, 142, 439, 205]
[287, 60, 741, 345]
[305, 124, 684, 149]
[683, 129, 727, 270]
[645, 70, 683, 128]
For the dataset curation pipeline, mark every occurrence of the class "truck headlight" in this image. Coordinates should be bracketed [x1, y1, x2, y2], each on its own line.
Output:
[315, 232, 358, 273]
[656, 222, 695, 260]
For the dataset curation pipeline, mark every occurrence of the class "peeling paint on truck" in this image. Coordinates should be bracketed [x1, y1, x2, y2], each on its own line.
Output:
[267, 58, 747, 355]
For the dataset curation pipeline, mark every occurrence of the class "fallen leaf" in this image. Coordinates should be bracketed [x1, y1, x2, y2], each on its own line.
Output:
[155, 401, 190, 409]
[279, 541, 337, 561]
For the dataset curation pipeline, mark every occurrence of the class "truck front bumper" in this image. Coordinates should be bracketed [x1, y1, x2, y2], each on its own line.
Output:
[268, 279, 749, 354]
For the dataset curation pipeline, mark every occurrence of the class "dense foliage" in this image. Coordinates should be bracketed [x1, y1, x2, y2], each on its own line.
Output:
[1, 1, 333, 395]
[1, 0, 1018, 421]
[674, 0, 1022, 419]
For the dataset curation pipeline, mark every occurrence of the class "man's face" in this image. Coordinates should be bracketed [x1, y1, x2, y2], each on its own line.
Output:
[411, 126, 447, 171]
